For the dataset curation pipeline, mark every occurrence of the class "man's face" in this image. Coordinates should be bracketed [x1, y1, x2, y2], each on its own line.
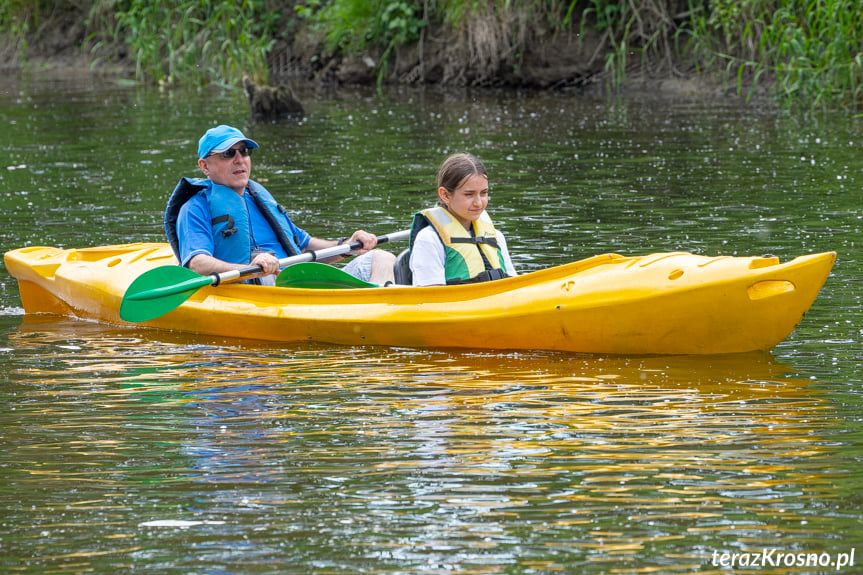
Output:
[198, 143, 252, 193]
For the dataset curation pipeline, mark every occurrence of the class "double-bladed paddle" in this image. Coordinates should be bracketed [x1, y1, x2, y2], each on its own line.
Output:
[120, 229, 410, 322]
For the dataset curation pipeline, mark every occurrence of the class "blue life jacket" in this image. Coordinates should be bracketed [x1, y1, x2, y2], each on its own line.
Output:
[164, 177, 302, 265]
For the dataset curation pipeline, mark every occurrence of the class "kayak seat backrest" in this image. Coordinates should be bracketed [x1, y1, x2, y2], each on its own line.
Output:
[393, 249, 412, 285]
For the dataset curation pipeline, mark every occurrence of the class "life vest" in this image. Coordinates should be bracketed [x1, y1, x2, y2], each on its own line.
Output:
[410, 206, 507, 285]
[164, 177, 301, 265]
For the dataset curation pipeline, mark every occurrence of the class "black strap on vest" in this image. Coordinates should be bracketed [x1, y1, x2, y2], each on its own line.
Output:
[464, 229, 498, 271]
[451, 234, 501, 271]
[211, 214, 237, 238]
[246, 188, 300, 257]
[449, 235, 500, 249]
[445, 229, 505, 285]
[446, 268, 507, 285]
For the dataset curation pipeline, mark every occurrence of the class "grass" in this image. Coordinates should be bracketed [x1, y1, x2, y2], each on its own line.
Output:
[295, 0, 426, 84]
[686, 0, 863, 107]
[93, 0, 282, 86]
[1, 0, 281, 86]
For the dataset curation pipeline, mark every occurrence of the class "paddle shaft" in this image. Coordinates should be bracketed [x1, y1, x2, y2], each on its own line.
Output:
[212, 229, 410, 286]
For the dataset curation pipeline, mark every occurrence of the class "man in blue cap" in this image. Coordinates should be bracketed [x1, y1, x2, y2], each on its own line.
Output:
[165, 124, 395, 285]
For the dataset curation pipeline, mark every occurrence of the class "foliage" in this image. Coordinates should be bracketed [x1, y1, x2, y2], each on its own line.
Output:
[0, 0, 69, 64]
[296, 0, 426, 84]
[579, 0, 693, 91]
[687, 0, 863, 107]
[0, 0, 44, 32]
[426, 0, 527, 85]
[90, 0, 281, 86]
[0, 1, 29, 63]
[581, 0, 631, 89]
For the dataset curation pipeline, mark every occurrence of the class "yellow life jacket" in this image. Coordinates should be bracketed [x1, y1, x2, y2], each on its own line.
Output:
[411, 206, 507, 284]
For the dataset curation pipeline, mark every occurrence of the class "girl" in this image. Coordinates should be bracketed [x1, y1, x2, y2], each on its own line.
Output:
[408, 153, 517, 286]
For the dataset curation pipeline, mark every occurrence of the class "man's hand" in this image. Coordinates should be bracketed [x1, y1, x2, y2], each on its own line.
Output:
[250, 251, 280, 275]
[346, 230, 378, 254]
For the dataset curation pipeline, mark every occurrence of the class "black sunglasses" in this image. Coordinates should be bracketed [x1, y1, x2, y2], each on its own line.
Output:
[210, 146, 252, 159]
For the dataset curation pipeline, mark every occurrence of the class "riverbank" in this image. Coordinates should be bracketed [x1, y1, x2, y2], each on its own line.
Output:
[2, 0, 855, 107]
[0, 25, 735, 102]
[270, 28, 732, 97]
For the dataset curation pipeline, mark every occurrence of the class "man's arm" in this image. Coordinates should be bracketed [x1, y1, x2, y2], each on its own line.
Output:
[188, 252, 280, 277]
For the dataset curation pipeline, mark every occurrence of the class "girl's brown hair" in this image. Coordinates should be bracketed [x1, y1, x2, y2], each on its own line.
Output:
[437, 153, 488, 206]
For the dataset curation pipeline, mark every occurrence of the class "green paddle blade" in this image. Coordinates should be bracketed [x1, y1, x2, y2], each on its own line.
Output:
[276, 262, 377, 289]
[120, 265, 214, 322]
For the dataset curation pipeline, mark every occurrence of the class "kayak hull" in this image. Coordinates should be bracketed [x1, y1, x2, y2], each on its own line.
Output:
[4, 243, 835, 355]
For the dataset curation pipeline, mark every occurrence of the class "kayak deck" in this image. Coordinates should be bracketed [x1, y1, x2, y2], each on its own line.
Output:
[4, 243, 836, 355]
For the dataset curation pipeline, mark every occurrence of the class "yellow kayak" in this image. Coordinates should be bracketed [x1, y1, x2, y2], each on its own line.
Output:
[4, 243, 835, 355]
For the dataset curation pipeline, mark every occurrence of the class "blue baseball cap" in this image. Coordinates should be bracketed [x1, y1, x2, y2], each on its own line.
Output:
[197, 125, 259, 159]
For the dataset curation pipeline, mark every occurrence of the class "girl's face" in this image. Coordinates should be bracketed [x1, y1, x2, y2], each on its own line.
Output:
[439, 173, 489, 229]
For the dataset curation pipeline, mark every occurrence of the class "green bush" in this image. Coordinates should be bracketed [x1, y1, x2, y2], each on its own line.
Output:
[297, 0, 425, 79]
[1, 0, 56, 64]
[687, 0, 863, 107]
[93, 0, 281, 86]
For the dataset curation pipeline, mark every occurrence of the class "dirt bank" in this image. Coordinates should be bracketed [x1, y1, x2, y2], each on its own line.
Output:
[1, 13, 730, 100]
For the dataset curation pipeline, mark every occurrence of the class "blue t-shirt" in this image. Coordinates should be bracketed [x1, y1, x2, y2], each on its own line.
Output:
[176, 190, 311, 267]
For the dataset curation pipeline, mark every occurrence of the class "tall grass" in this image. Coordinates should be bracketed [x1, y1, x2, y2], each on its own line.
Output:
[1, 0, 282, 86]
[0, 0, 52, 64]
[90, 0, 281, 86]
[687, 0, 863, 107]
[579, 0, 691, 89]
[295, 0, 426, 84]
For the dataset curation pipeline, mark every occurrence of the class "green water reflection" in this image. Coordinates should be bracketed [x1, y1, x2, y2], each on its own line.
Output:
[1, 70, 862, 573]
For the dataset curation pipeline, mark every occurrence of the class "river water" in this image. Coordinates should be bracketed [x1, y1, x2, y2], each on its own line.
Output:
[0, 70, 861, 574]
